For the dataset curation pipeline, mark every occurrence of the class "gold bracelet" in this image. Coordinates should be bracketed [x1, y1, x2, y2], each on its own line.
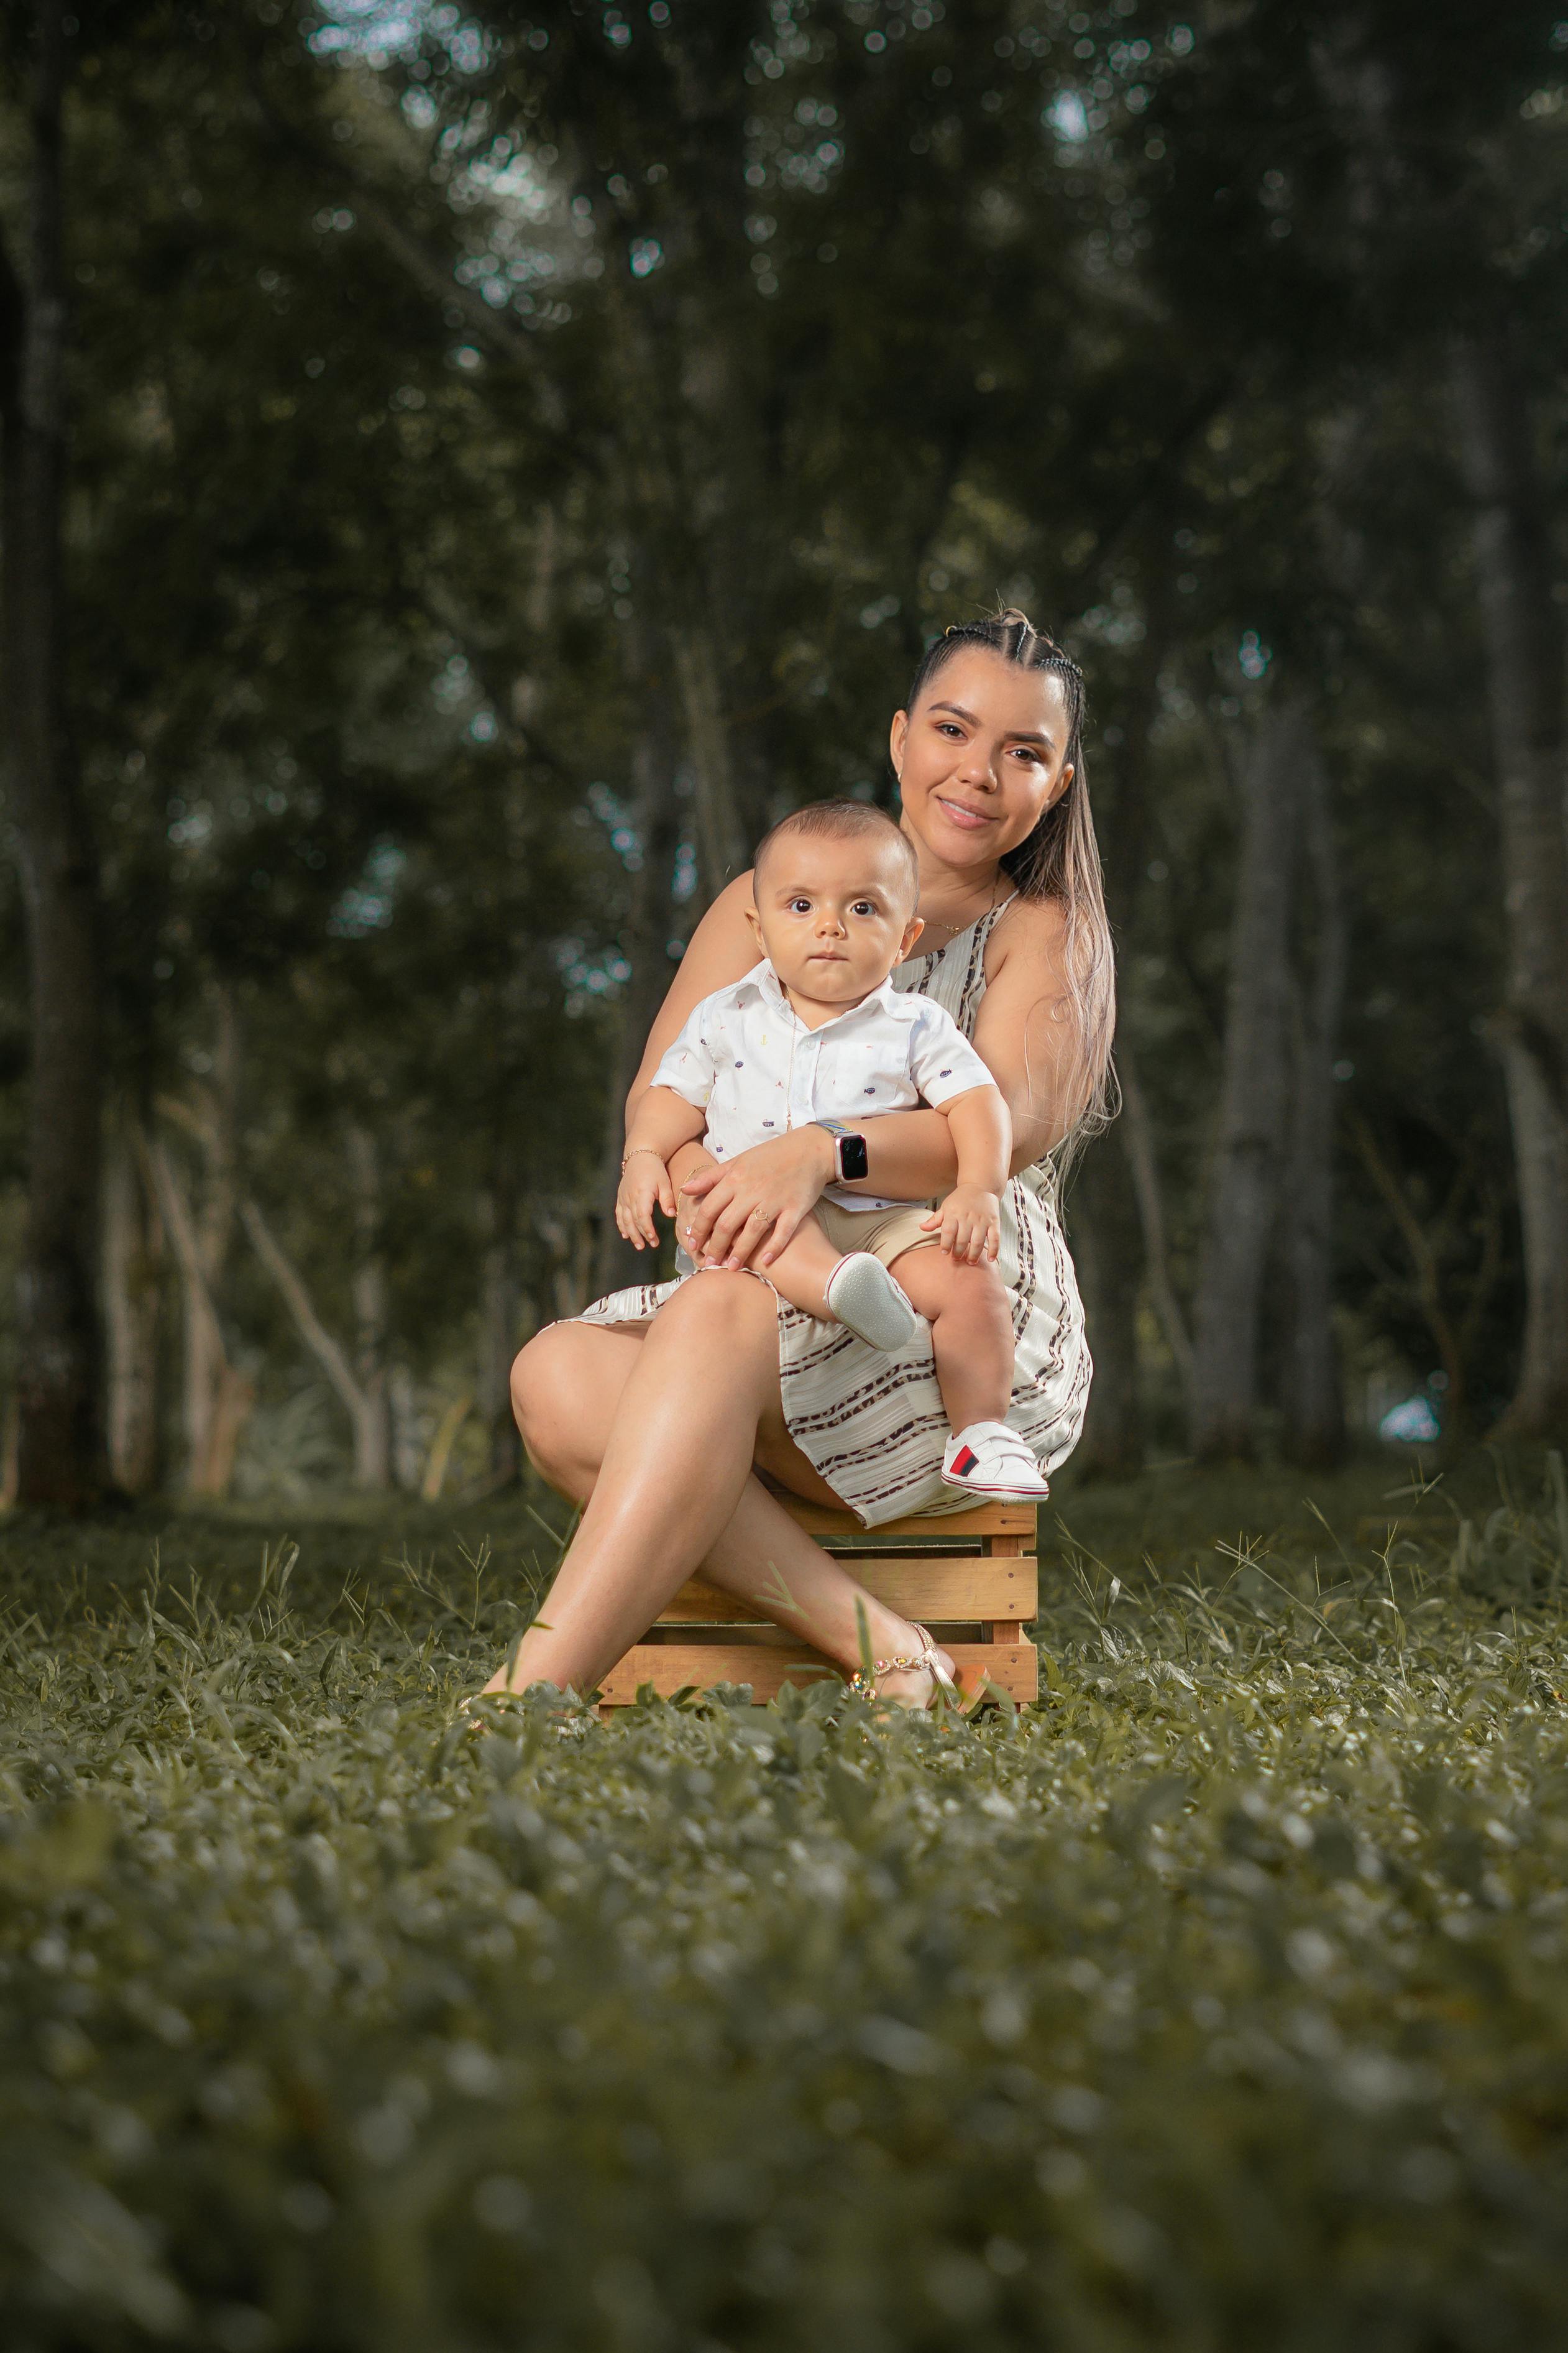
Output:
[620, 1147, 666, 1169]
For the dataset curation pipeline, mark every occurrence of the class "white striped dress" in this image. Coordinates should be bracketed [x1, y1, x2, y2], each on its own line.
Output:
[575, 900, 1092, 1525]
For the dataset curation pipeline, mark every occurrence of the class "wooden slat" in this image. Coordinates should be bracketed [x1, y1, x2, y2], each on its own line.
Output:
[782, 1497, 1036, 1544]
[658, 1560, 1037, 1626]
[598, 1641, 1037, 1707]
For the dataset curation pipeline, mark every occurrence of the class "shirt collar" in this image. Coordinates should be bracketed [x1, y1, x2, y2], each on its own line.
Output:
[744, 959, 902, 1026]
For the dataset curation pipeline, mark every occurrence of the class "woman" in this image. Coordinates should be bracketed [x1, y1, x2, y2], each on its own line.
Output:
[481, 611, 1113, 1711]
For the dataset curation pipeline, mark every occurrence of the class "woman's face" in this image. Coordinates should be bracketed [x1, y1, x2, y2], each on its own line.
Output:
[890, 647, 1074, 876]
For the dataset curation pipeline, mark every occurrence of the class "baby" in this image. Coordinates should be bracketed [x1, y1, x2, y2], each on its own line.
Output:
[615, 799, 1050, 1499]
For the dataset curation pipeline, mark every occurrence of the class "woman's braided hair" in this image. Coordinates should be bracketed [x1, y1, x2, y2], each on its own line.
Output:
[903, 607, 1114, 1158]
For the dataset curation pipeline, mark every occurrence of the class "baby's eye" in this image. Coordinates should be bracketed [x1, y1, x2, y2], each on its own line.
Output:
[787, 896, 813, 914]
[850, 900, 878, 918]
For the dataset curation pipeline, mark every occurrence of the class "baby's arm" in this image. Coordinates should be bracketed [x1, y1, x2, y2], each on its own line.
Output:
[617, 1087, 708, 1251]
[921, 1084, 1011, 1264]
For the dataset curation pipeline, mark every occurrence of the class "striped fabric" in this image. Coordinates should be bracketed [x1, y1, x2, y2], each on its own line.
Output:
[575, 900, 1091, 1526]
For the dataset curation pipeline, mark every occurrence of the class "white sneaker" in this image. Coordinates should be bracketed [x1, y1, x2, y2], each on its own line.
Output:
[824, 1252, 917, 1353]
[941, 1421, 1051, 1499]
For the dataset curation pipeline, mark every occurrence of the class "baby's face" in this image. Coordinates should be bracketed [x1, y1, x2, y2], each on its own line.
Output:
[746, 832, 924, 1007]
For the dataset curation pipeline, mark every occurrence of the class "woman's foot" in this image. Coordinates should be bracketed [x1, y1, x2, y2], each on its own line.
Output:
[825, 1252, 918, 1351]
[941, 1420, 1050, 1499]
[851, 1621, 965, 1711]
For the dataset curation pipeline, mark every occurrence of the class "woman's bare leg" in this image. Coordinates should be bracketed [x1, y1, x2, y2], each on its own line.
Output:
[498, 1301, 951, 1703]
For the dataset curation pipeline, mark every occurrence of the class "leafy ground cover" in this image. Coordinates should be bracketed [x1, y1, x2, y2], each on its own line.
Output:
[3, 1452, 1568, 2349]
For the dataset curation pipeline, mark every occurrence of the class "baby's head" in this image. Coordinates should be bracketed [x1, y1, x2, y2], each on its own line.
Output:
[746, 801, 924, 1008]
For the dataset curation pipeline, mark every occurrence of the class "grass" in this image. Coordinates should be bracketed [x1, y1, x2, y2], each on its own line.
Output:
[2, 1448, 1568, 2348]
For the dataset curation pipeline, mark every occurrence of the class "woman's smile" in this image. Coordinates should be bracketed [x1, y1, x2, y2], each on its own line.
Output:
[933, 793, 998, 831]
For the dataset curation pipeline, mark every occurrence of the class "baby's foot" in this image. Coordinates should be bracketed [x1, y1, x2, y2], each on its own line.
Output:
[941, 1421, 1051, 1499]
[825, 1252, 917, 1352]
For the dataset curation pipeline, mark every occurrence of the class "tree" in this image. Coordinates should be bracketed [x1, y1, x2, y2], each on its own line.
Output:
[1452, 334, 1568, 1436]
[0, 1, 107, 1506]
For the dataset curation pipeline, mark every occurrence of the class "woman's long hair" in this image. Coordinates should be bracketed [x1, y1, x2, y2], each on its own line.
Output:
[903, 610, 1116, 1168]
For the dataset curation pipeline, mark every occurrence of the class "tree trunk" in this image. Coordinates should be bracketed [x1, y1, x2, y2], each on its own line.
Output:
[477, 1184, 525, 1482]
[1, 5, 106, 1506]
[1281, 731, 1348, 1466]
[1189, 702, 1304, 1458]
[1119, 1046, 1194, 1396]
[1075, 574, 1175, 1471]
[241, 1195, 381, 1483]
[102, 1118, 162, 1496]
[389, 1362, 423, 1491]
[149, 999, 245, 1496]
[147, 1133, 251, 1498]
[1452, 334, 1568, 1437]
[1070, 1140, 1144, 1475]
[346, 1125, 390, 1488]
[669, 622, 746, 906]
[594, 677, 685, 1296]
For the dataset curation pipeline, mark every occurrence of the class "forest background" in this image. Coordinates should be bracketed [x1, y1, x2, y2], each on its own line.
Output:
[2, 0, 1566, 1514]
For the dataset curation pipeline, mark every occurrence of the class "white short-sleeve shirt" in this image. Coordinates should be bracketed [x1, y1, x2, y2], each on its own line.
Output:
[650, 959, 996, 1210]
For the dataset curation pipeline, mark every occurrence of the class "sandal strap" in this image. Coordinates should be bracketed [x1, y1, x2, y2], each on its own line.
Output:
[849, 1624, 960, 1702]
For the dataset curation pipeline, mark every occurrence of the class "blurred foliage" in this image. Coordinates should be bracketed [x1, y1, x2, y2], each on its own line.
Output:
[3, 0, 1566, 1481]
[2, 1455, 1568, 2341]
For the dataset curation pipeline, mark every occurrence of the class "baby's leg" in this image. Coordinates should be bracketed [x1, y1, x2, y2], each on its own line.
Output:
[890, 1246, 1015, 1434]
[761, 1211, 845, 1321]
[768, 1215, 919, 1353]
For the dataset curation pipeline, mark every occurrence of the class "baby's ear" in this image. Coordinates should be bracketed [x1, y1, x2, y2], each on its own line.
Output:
[901, 914, 925, 957]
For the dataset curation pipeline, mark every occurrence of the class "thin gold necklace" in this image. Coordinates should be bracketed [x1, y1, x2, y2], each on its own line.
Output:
[918, 869, 1002, 950]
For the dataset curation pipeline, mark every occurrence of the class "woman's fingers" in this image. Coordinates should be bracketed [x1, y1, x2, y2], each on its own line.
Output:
[723, 1205, 777, 1267]
[705, 1195, 763, 1262]
[758, 1205, 803, 1263]
[682, 1180, 733, 1253]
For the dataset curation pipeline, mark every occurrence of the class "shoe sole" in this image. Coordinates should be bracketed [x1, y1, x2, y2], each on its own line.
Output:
[826, 1254, 917, 1353]
[940, 1468, 1050, 1498]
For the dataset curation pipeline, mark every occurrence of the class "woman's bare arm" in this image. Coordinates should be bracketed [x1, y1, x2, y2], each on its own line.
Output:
[968, 896, 1093, 1167]
[621, 872, 759, 1136]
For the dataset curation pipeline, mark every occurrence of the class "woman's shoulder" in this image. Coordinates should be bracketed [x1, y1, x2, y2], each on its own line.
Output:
[679, 872, 759, 982]
[988, 890, 1070, 969]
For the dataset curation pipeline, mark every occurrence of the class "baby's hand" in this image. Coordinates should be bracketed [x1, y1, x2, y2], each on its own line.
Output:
[922, 1184, 1001, 1265]
[615, 1151, 675, 1251]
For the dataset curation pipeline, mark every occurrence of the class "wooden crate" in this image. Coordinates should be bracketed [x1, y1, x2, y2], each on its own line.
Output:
[598, 1494, 1038, 1708]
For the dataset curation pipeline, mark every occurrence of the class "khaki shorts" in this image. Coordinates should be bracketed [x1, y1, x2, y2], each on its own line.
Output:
[815, 1197, 939, 1270]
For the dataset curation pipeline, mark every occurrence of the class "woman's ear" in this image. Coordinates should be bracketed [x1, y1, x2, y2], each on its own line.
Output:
[1047, 762, 1074, 809]
[889, 709, 909, 783]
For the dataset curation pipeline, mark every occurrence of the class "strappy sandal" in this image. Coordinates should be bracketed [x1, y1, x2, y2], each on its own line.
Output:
[849, 1623, 970, 1713]
[455, 1690, 592, 1738]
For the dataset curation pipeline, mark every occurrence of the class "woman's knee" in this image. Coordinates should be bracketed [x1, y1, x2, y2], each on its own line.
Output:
[654, 1269, 778, 1348]
[510, 1325, 605, 1487]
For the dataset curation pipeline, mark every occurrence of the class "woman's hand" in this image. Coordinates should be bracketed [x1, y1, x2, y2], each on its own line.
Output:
[677, 1128, 836, 1269]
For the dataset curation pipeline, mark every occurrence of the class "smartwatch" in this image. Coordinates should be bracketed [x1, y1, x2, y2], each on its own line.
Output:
[812, 1119, 870, 1184]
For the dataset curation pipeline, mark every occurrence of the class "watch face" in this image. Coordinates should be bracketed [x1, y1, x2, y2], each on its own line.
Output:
[840, 1132, 870, 1182]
